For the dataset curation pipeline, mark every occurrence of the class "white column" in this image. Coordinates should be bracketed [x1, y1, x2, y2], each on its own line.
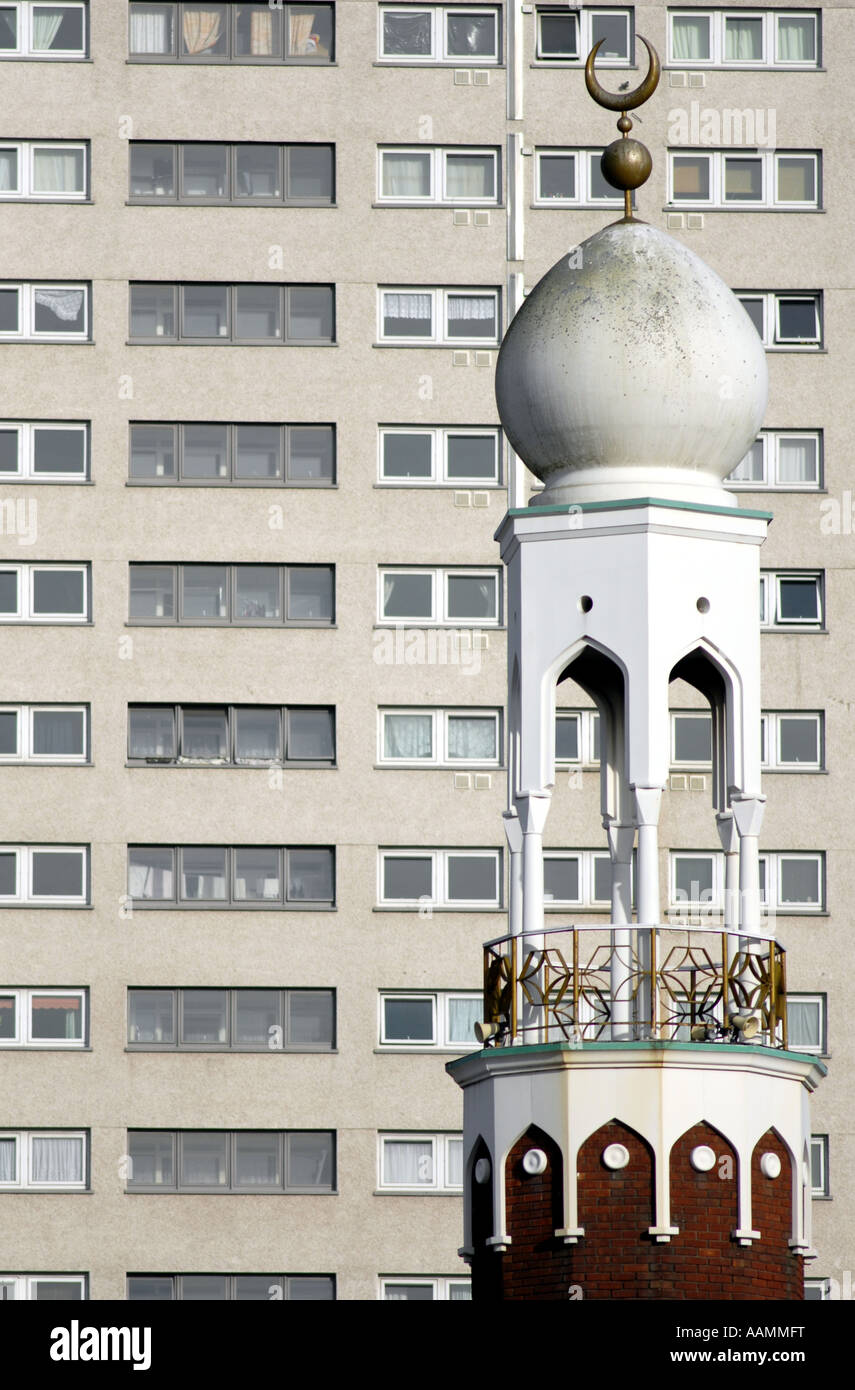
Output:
[731, 793, 766, 935]
[605, 818, 635, 1040]
[716, 811, 740, 1015]
[633, 786, 662, 1038]
[507, 0, 524, 122]
[507, 132, 524, 263]
[516, 790, 552, 1041]
[503, 808, 524, 937]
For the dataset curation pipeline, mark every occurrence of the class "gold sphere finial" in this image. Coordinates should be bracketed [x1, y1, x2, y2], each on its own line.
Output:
[585, 35, 660, 221]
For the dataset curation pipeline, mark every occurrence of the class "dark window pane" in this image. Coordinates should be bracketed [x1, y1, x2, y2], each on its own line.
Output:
[447, 854, 497, 901]
[288, 426, 334, 481]
[31, 849, 83, 897]
[288, 567, 332, 621]
[130, 425, 176, 479]
[446, 294, 495, 339]
[724, 157, 762, 202]
[382, 433, 432, 479]
[382, 572, 431, 617]
[0, 994, 15, 1038]
[234, 4, 280, 58]
[235, 708, 281, 762]
[673, 715, 712, 763]
[383, 856, 431, 900]
[287, 286, 333, 341]
[539, 155, 575, 199]
[0, 569, 17, 613]
[780, 858, 820, 905]
[544, 858, 580, 902]
[235, 144, 281, 198]
[32, 709, 84, 756]
[0, 851, 16, 894]
[181, 989, 228, 1043]
[180, 1132, 228, 1187]
[539, 13, 577, 56]
[34, 1281, 82, 1301]
[31, 993, 82, 1040]
[235, 1277, 281, 1301]
[128, 990, 175, 1043]
[591, 12, 628, 59]
[34, 5, 84, 51]
[555, 716, 579, 761]
[288, 4, 332, 58]
[593, 856, 611, 902]
[32, 428, 85, 475]
[287, 708, 334, 760]
[235, 425, 282, 479]
[447, 12, 496, 57]
[447, 574, 496, 619]
[383, 997, 433, 1042]
[0, 287, 19, 331]
[290, 1277, 335, 1301]
[287, 145, 333, 200]
[287, 1132, 333, 1189]
[289, 990, 334, 1047]
[234, 847, 281, 901]
[0, 710, 17, 754]
[383, 291, 431, 337]
[675, 857, 714, 902]
[446, 435, 496, 480]
[779, 718, 819, 764]
[0, 7, 16, 49]
[234, 989, 280, 1044]
[128, 847, 174, 900]
[181, 708, 228, 759]
[130, 144, 176, 197]
[130, 284, 175, 338]
[129, 6, 175, 56]
[182, 144, 228, 198]
[181, 565, 228, 619]
[235, 1132, 280, 1187]
[32, 569, 84, 615]
[128, 1132, 174, 1186]
[182, 1276, 228, 1301]
[182, 284, 229, 338]
[383, 9, 430, 55]
[779, 579, 819, 621]
[183, 424, 228, 479]
[181, 4, 227, 56]
[778, 299, 818, 341]
[235, 566, 280, 620]
[287, 848, 334, 902]
[0, 428, 18, 473]
[180, 847, 227, 901]
[129, 707, 175, 759]
[236, 285, 281, 340]
[33, 287, 85, 334]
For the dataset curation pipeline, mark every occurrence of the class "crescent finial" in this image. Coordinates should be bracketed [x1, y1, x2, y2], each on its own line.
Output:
[585, 35, 660, 113]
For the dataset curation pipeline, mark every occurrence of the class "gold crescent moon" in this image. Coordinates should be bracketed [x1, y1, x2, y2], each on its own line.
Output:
[585, 35, 660, 112]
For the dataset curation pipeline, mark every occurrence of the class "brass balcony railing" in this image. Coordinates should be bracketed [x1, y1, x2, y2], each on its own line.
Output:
[482, 924, 787, 1049]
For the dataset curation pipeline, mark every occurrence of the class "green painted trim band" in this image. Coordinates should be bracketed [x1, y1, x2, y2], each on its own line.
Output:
[447, 1040, 825, 1074]
[504, 497, 773, 521]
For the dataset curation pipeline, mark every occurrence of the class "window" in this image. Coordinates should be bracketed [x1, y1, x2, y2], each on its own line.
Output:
[129, 283, 335, 344]
[378, 567, 500, 625]
[0, 3, 87, 58]
[786, 993, 826, 1055]
[760, 571, 823, 629]
[554, 709, 600, 765]
[378, 1134, 463, 1192]
[535, 149, 627, 205]
[129, 422, 335, 485]
[736, 292, 822, 348]
[0, 282, 89, 339]
[810, 1135, 829, 1197]
[804, 1278, 831, 1301]
[128, 564, 334, 625]
[378, 5, 500, 63]
[379, 991, 481, 1049]
[536, 6, 631, 63]
[127, 1274, 335, 1300]
[0, 845, 88, 904]
[128, 704, 334, 766]
[378, 849, 500, 908]
[381, 1277, 471, 1300]
[0, 1275, 87, 1300]
[0, 1131, 88, 1189]
[127, 988, 335, 1050]
[379, 708, 500, 766]
[726, 430, 822, 489]
[0, 564, 89, 622]
[668, 10, 819, 67]
[761, 712, 823, 770]
[128, 3, 334, 62]
[127, 846, 335, 908]
[669, 151, 820, 209]
[378, 287, 499, 345]
[378, 147, 498, 204]
[669, 851, 824, 913]
[543, 850, 614, 908]
[0, 705, 89, 762]
[378, 427, 500, 485]
[0, 421, 89, 480]
[126, 1130, 335, 1192]
[671, 712, 712, 766]
[129, 142, 334, 205]
[0, 988, 87, 1047]
[0, 140, 87, 198]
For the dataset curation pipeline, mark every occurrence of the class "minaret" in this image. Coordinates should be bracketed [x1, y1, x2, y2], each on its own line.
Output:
[448, 40, 825, 1302]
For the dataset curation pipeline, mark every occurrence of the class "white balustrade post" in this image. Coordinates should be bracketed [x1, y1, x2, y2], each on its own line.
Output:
[516, 790, 552, 1042]
[605, 819, 636, 1040]
[731, 793, 766, 936]
[716, 811, 741, 1017]
[633, 786, 663, 1038]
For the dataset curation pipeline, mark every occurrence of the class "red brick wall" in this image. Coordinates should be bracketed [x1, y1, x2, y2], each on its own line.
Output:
[470, 1120, 802, 1301]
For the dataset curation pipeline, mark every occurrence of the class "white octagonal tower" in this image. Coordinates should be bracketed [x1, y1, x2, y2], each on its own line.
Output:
[448, 47, 825, 1303]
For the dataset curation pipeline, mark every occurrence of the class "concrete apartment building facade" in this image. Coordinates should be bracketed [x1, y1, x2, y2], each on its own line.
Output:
[0, 0, 849, 1300]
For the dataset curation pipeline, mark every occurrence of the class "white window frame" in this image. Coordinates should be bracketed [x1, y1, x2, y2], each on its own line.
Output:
[378, 426, 501, 486]
[670, 711, 713, 767]
[669, 852, 723, 912]
[0, 844, 89, 905]
[761, 851, 824, 913]
[0, 987, 87, 1047]
[378, 990, 481, 1050]
[667, 150, 819, 209]
[0, 1130, 88, 1189]
[377, 5, 501, 64]
[535, 7, 633, 64]
[534, 148, 627, 207]
[378, 1133, 463, 1192]
[380, 1276, 472, 1300]
[0, 420, 89, 480]
[667, 9, 819, 68]
[761, 711, 823, 771]
[0, 140, 88, 199]
[0, 704, 89, 763]
[377, 147, 499, 205]
[543, 850, 613, 908]
[378, 708, 501, 767]
[804, 1277, 831, 1301]
[809, 1134, 829, 1197]
[378, 566, 501, 626]
[377, 287, 500, 346]
[0, 563, 90, 622]
[0, 282, 89, 340]
[378, 848, 501, 908]
[726, 430, 822, 489]
[0, 2, 88, 58]
[554, 709, 600, 766]
[0, 1274, 87, 1299]
[736, 291, 822, 348]
[785, 992, 826, 1055]
[760, 571, 823, 629]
